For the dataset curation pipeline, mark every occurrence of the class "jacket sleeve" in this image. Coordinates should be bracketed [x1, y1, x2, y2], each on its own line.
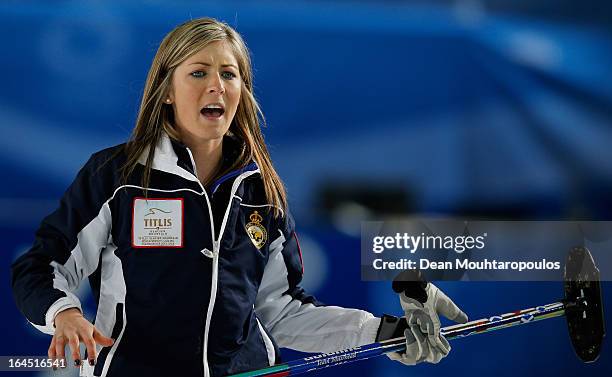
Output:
[254, 210, 381, 353]
[10, 153, 114, 335]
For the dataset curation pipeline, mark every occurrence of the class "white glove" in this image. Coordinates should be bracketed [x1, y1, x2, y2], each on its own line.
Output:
[391, 283, 468, 365]
[386, 325, 434, 366]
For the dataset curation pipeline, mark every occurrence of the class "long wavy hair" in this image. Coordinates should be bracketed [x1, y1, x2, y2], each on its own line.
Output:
[120, 17, 287, 217]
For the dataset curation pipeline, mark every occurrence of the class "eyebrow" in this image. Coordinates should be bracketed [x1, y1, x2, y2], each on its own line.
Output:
[188, 61, 238, 69]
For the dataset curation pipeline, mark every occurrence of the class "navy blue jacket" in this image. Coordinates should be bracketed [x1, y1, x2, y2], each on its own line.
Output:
[11, 133, 379, 377]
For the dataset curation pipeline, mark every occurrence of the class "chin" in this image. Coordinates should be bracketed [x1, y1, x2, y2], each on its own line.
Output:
[196, 125, 229, 141]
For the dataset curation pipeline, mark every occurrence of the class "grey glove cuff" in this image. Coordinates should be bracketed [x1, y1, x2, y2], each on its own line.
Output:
[375, 314, 409, 342]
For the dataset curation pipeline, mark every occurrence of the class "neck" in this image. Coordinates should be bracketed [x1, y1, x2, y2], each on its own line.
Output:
[180, 135, 223, 186]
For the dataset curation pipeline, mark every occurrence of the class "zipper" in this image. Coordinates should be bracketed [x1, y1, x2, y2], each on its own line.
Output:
[185, 146, 259, 377]
[202, 171, 258, 377]
[184, 147, 216, 377]
[203, 242, 220, 377]
[185, 148, 216, 244]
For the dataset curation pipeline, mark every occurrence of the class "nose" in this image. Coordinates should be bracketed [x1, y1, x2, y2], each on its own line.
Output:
[207, 73, 225, 94]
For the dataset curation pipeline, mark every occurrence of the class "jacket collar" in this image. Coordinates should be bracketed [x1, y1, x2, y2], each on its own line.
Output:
[137, 133, 199, 183]
[139, 132, 259, 186]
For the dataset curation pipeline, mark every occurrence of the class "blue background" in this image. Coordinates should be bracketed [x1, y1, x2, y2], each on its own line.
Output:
[1, 1, 610, 376]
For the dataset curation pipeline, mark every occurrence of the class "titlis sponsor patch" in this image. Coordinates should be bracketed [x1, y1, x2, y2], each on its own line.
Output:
[132, 198, 184, 248]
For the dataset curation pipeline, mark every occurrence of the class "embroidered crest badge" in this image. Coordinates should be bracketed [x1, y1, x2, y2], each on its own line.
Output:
[245, 211, 267, 249]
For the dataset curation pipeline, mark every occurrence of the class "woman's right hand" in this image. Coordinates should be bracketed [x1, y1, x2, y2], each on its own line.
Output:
[49, 308, 115, 368]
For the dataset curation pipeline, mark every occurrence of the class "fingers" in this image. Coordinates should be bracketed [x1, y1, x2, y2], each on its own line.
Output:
[55, 334, 67, 366]
[409, 323, 428, 363]
[48, 336, 57, 369]
[390, 325, 449, 366]
[386, 352, 403, 362]
[427, 349, 445, 364]
[404, 325, 417, 343]
[416, 332, 447, 364]
[93, 328, 115, 347]
[409, 311, 446, 358]
[407, 314, 450, 364]
[414, 314, 433, 337]
[435, 289, 468, 324]
[68, 334, 81, 367]
[437, 335, 451, 356]
[51, 334, 82, 369]
[84, 334, 97, 366]
[386, 351, 417, 366]
[51, 314, 114, 370]
[48, 336, 56, 358]
[397, 284, 464, 367]
[89, 328, 114, 365]
[401, 328, 420, 366]
[385, 328, 420, 366]
[419, 316, 450, 355]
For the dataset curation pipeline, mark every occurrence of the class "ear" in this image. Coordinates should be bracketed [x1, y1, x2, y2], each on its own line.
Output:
[165, 86, 175, 104]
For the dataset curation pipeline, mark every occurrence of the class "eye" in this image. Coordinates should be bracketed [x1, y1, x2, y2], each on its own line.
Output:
[190, 71, 205, 78]
[221, 71, 237, 80]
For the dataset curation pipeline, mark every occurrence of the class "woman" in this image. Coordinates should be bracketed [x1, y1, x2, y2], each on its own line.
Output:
[11, 18, 466, 377]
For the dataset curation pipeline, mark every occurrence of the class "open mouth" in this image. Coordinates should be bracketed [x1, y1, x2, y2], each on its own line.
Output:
[200, 104, 225, 119]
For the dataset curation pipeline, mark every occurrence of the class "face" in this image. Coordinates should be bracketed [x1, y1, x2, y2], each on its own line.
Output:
[168, 41, 241, 142]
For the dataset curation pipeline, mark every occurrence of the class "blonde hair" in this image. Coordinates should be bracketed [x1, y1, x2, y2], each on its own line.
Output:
[120, 17, 287, 217]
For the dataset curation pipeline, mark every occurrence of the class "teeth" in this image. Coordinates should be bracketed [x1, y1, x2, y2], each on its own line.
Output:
[203, 104, 223, 109]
